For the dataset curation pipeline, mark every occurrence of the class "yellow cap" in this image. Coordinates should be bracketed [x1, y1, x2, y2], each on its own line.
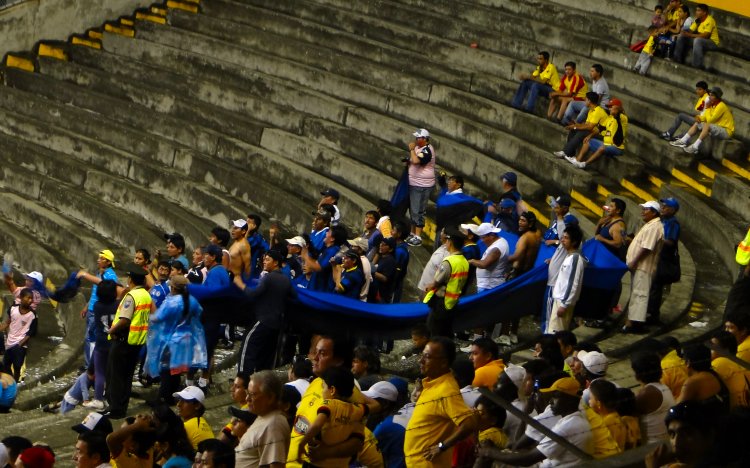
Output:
[540, 377, 580, 397]
[99, 249, 115, 267]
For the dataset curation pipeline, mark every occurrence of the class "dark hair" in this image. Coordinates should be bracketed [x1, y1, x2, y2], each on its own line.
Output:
[538, 51, 550, 61]
[564, 224, 584, 248]
[136, 248, 151, 264]
[475, 395, 507, 427]
[696, 80, 709, 91]
[520, 211, 538, 231]
[330, 225, 349, 247]
[170, 262, 187, 274]
[683, 344, 712, 371]
[130, 272, 147, 287]
[660, 336, 682, 357]
[246, 214, 262, 230]
[695, 3, 709, 13]
[392, 221, 409, 241]
[535, 335, 565, 370]
[647, 25, 659, 32]
[365, 210, 380, 221]
[585, 92, 600, 105]
[448, 175, 464, 187]
[197, 439, 235, 468]
[322, 366, 355, 398]
[522, 359, 554, 379]
[376, 199, 392, 216]
[18, 288, 33, 299]
[712, 330, 738, 355]
[615, 387, 638, 417]
[77, 432, 110, 464]
[318, 334, 355, 369]
[592, 64, 604, 76]
[664, 400, 720, 436]
[210, 227, 231, 247]
[611, 198, 626, 215]
[281, 385, 302, 425]
[654, 4, 663, 10]
[451, 358, 475, 388]
[631, 351, 662, 383]
[725, 311, 750, 332]
[353, 346, 381, 374]
[292, 355, 314, 379]
[448, 235, 465, 250]
[97, 280, 118, 304]
[471, 337, 499, 360]
[1, 436, 33, 461]
[166, 233, 185, 252]
[430, 336, 457, 365]
[495, 371, 520, 401]
[589, 379, 618, 410]
[564, 61, 576, 69]
[680, 4, 690, 14]
[157, 260, 172, 270]
[555, 330, 577, 348]
[411, 323, 430, 338]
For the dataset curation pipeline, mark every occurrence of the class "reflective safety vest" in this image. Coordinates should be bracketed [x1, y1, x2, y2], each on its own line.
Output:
[737, 228, 750, 266]
[423, 254, 469, 310]
[110, 287, 152, 345]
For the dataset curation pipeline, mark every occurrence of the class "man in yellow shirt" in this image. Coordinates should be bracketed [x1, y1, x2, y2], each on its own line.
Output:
[553, 92, 608, 159]
[568, 98, 628, 169]
[404, 336, 476, 467]
[670, 87, 734, 154]
[468, 337, 506, 388]
[673, 3, 720, 68]
[511, 51, 561, 113]
[661, 80, 710, 141]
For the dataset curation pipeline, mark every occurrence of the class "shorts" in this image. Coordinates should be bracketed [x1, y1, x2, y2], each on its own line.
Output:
[696, 123, 730, 140]
[588, 138, 624, 157]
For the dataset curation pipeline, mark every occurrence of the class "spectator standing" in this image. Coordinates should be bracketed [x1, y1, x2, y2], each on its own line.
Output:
[553, 92, 609, 160]
[392, 222, 411, 302]
[418, 230, 449, 298]
[405, 129, 436, 247]
[660, 80, 710, 141]
[633, 26, 659, 75]
[375, 199, 393, 240]
[544, 197, 579, 248]
[85, 279, 118, 410]
[229, 219, 252, 281]
[164, 233, 189, 270]
[594, 198, 627, 260]
[567, 98, 628, 169]
[670, 87, 734, 154]
[562, 64, 610, 125]
[347, 237, 372, 301]
[507, 211, 542, 280]
[423, 230, 470, 337]
[361, 211, 382, 260]
[492, 198, 518, 234]
[245, 214, 269, 280]
[208, 226, 231, 269]
[3, 270, 43, 311]
[647, 198, 681, 325]
[77, 249, 119, 369]
[186, 246, 207, 285]
[371, 237, 398, 304]
[673, 3, 720, 68]
[547, 61, 588, 122]
[546, 225, 586, 334]
[623, 201, 664, 333]
[304, 225, 348, 293]
[0, 289, 36, 381]
[511, 51, 561, 113]
[319, 188, 342, 227]
[332, 251, 365, 300]
[149, 261, 171, 309]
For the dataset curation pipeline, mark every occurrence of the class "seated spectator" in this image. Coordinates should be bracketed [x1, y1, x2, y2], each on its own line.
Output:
[660, 80, 710, 141]
[238, 370, 290, 468]
[555, 330, 577, 376]
[532, 335, 565, 371]
[352, 345, 382, 391]
[631, 352, 675, 445]
[669, 87, 734, 154]
[562, 64, 610, 125]
[493, 365, 526, 443]
[402, 324, 430, 359]
[725, 311, 750, 362]
[588, 379, 627, 451]
[553, 92, 609, 160]
[658, 336, 689, 399]
[614, 388, 641, 449]
[373, 378, 422, 468]
[673, 3, 719, 69]
[73, 431, 111, 468]
[106, 415, 157, 467]
[658, 3, 692, 57]
[286, 355, 313, 402]
[547, 61, 587, 122]
[511, 51, 561, 113]
[173, 386, 214, 450]
[195, 439, 234, 468]
[0, 365, 17, 413]
[577, 350, 609, 407]
[710, 330, 750, 409]
[651, 4, 665, 27]
[633, 26, 659, 75]
[16, 446, 55, 468]
[468, 338, 505, 388]
[151, 405, 195, 467]
[647, 400, 721, 467]
[567, 98, 628, 169]
[218, 374, 250, 445]
[473, 395, 508, 463]
[452, 358, 481, 408]
[677, 344, 730, 411]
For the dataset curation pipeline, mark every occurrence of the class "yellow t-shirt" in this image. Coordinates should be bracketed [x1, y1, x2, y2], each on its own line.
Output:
[184, 416, 215, 450]
[314, 399, 367, 468]
[585, 407, 621, 458]
[532, 62, 561, 90]
[690, 14, 720, 45]
[739, 335, 750, 363]
[601, 113, 628, 149]
[358, 427, 384, 468]
[288, 377, 365, 467]
[700, 101, 734, 137]
[472, 359, 505, 388]
[643, 35, 656, 55]
[661, 350, 689, 399]
[405, 372, 473, 468]
[621, 415, 641, 450]
[694, 94, 709, 113]
[110, 448, 154, 468]
[601, 412, 627, 452]
[586, 106, 609, 128]
[713, 356, 750, 409]
[478, 427, 508, 449]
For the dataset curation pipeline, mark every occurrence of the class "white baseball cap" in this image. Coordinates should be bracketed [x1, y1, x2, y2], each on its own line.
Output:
[577, 350, 609, 376]
[639, 200, 661, 212]
[471, 223, 501, 236]
[24, 271, 43, 284]
[503, 363, 527, 390]
[232, 219, 248, 229]
[286, 236, 307, 248]
[362, 381, 399, 402]
[173, 385, 206, 404]
[412, 128, 430, 139]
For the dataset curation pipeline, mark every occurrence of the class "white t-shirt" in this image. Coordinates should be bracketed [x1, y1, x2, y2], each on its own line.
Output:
[286, 380, 311, 406]
[537, 411, 593, 468]
[525, 405, 561, 442]
[5, 305, 35, 348]
[235, 410, 290, 467]
[476, 237, 509, 290]
[418, 245, 449, 291]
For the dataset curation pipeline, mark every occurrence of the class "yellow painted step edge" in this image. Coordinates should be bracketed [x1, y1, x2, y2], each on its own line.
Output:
[671, 168, 712, 196]
[570, 189, 603, 217]
[5, 55, 35, 72]
[620, 178, 655, 202]
[166, 0, 199, 13]
[135, 12, 167, 24]
[525, 202, 549, 228]
[697, 163, 717, 180]
[88, 30, 103, 40]
[647, 175, 664, 188]
[71, 37, 102, 49]
[38, 43, 68, 61]
[120, 18, 135, 27]
[596, 184, 612, 198]
[151, 6, 168, 15]
[722, 159, 750, 183]
[104, 23, 135, 38]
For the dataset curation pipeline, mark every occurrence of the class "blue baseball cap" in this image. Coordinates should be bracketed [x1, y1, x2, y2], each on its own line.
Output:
[660, 197, 680, 210]
[499, 198, 516, 209]
[502, 172, 517, 185]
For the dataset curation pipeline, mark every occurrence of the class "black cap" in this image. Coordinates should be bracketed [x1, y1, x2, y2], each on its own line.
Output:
[381, 237, 396, 249]
[320, 188, 340, 199]
[125, 263, 146, 278]
[71, 412, 113, 435]
[228, 406, 255, 424]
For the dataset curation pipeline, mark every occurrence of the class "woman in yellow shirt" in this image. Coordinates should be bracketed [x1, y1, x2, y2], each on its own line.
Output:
[173, 386, 215, 450]
[567, 98, 627, 169]
[725, 311, 750, 363]
[710, 331, 750, 409]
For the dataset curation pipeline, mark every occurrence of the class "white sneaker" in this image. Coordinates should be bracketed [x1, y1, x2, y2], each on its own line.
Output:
[509, 333, 518, 345]
[669, 139, 688, 148]
[459, 345, 472, 353]
[683, 145, 699, 154]
[494, 335, 511, 346]
[573, 160, 587, 169]
[564, 156, 577, 164]
[553, 151, 567, 158]
[83, 399, 105, 410]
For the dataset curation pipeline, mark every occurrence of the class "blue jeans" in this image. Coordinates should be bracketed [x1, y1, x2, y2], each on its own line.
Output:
[588, 139, 624, 157]
[674, 35, 719, 68]
[511, 80, 552, 112]
[409, 185, 433, 227]
[85, 310, 96, 367]
[562, 101, 588, 125]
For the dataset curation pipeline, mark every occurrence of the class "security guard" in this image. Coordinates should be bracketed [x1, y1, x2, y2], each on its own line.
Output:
[104, 263, 153, 419]
[423, 227, 469, 337]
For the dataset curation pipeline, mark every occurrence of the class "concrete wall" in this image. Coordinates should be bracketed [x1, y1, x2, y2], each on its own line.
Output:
[0, 0, 150, 56]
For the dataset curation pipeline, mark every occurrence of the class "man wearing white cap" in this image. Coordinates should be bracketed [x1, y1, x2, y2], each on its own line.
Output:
[624, 201, 664, 333]
[229, 219, 252, 281]
[3, 270, 43, 311]
[348, 237, 372, 301]
[284, 236, 306, 283]
[405, 128, 436, 247]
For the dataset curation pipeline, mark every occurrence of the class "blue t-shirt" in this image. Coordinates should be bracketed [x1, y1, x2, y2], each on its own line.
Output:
[373, 415, 408, 468]
[149, 281, 170, 309]
[309, 228, 329, 256]
[163, 456, 193, 468]
[87, 267, 118, 311]
[543, 214, 579, 241]
[461, 243, 482, 261]
[338, 267, 364, 299]
[171, 255, 189, 270]
[310, 245, 340, 292]
[393, 243, 410, 302]
[248, 232, 269, 279]
[662, 216, 681, 243]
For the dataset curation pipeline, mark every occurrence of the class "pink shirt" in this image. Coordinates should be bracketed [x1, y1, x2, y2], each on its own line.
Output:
[5, 305, 35, 348]
[408, 144, 436, 187]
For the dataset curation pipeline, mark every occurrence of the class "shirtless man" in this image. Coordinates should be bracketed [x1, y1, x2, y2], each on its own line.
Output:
[229, 219, 252, 281]
[507, 212, 543, 278]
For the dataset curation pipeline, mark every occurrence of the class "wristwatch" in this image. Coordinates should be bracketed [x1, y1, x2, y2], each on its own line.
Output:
[437, 442, 447, 452]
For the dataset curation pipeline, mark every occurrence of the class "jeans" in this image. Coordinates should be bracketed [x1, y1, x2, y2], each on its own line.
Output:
[562, 101, 588, 125]
[674, 35, 719, 68]
[633, 52, 652, 75]
[93, 345, 109, 401]
[511, 80, 552, 112]
[408, 185, 433, 227]
[667, 112, 696, 137]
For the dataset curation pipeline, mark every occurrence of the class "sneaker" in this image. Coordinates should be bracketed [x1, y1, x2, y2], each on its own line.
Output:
[660, 131, 672, 141]
[553, 151, 567, 158]
[459, 345, 473, 353]
[83, 399, 105, 410]
[669, 139, 688, 148]
[572, 160, 587, 169]
[407, 236, 422, 246]
[683, 145, 699, 154]
[509, 333, 518, 345]
[494, 335, 511, 346]
[564, 156, 577, 164]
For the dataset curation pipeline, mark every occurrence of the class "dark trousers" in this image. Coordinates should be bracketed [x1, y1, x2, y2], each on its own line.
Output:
[724, 268, 750, 322]
[93, 345, 109, 401]
[426, 296, 454, 338]
[238, 321, 279, 375]
[106, 340, 141, 416]
[647, 279, 665, 322]
[563, 129, 590, 157]
[3, 345, 26, 381]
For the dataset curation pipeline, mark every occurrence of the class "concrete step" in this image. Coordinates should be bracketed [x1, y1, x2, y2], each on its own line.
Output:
[0, 214, 73, 282]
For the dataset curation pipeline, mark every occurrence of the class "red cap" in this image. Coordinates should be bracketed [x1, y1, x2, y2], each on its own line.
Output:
[609, 98, 623, 108]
